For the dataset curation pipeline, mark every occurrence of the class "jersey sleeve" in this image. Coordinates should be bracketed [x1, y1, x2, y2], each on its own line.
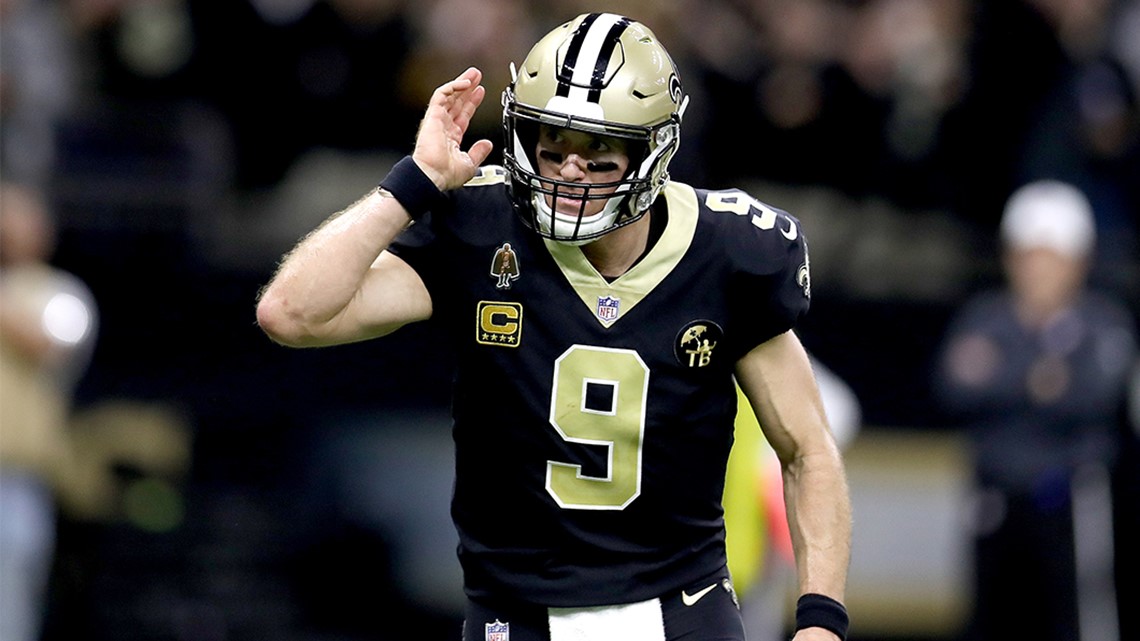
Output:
[387, 166, 510, 295]
[713, 189, 812, 357]
[387, 212, 434, 267]
[386, 194, 456, 298]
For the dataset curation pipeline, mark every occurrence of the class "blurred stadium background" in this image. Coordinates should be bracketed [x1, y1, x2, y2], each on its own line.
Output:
[1, 0, 1138, 640]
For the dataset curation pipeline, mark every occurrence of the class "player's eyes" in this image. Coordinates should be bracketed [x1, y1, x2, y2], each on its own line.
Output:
[540, 150, 617, 173]
[542, 128, 566, 144]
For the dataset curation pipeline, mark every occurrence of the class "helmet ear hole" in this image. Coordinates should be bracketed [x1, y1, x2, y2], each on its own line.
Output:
[623, 140, 649, 178]
[514, 119, 541, 168]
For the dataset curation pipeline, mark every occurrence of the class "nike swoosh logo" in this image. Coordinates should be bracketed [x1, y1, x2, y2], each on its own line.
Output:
[681, 584, 717, 606]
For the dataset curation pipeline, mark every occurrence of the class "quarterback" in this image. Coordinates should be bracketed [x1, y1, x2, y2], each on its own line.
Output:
[257, 13, 851, 641]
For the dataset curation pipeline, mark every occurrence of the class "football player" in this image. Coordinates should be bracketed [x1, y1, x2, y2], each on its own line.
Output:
[257, 13, 851, 641]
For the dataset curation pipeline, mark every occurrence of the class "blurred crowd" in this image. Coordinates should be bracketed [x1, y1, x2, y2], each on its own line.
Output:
[3, 0, 1138, 276]
[3, 0, 1139, 234]
[2, 0, 1139, 640]
[3, 0, 1138, 322]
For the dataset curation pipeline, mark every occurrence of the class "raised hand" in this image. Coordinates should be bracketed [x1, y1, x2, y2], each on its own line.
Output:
[412, 67, 495, 192]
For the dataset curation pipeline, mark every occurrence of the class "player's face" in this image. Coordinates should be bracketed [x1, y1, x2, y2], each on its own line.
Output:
[535, 125, 630, 218]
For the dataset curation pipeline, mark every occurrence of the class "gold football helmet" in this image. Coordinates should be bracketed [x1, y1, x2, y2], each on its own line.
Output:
[502, 13, 688, 243]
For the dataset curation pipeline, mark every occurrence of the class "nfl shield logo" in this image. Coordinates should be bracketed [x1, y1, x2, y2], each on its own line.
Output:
[485, 620, 509, 641]
[596, 295, 620, 322]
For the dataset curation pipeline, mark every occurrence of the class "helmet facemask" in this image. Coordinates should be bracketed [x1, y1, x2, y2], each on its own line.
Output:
[501, 13, 687, 245]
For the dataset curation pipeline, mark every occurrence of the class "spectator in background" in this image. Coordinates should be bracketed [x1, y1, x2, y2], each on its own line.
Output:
[0, 182, 98, 641]
[1013, 0, 1140, 298]
[683, 0, 884, 193]
[933, 179, 1137, 641]
[682, 0, 971, 208]
[0, 0, 77, 185]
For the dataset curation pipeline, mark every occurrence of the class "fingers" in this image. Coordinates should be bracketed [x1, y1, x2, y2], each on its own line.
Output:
[434, 67, 483, 102]
[413, 68, 493, 189]
[427, 67, 486, 141]
[455, 66, 482, 89]
[467, 139, 494, 167]
[448, 75, 486, 121]
[452, 84, 486, 134]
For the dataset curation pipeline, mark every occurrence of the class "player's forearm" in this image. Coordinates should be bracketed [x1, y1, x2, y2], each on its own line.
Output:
[256, 189, 414, 347]
[734, 332, 853, 598]
[783, 445, 852, 601]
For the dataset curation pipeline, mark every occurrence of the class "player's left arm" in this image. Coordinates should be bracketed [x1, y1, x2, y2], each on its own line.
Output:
[735, 330, 852, 640]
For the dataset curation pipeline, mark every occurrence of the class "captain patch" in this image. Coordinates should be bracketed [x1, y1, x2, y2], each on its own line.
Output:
[477, 301, 523, 347]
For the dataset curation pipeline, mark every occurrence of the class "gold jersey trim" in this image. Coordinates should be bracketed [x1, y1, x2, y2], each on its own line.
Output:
[544, 182, 698, 328]
[465, 165, 508, 187]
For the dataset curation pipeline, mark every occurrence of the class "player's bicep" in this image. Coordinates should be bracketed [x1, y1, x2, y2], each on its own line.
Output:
[733, 330, 834, 465]
[339, 250, 433, 341]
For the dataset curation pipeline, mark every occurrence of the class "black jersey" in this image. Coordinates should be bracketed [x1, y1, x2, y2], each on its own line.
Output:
[388, 166, 810, 607]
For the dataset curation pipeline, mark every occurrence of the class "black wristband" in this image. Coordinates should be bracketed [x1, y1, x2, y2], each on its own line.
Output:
[379, 155, 443, 220]
[795, 593, 848, 640]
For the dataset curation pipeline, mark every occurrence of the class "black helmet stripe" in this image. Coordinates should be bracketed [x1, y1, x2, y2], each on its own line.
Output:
[555, 13, 632, 103]
[556, 12, 599, 95]
[589, 17, 632, 102]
